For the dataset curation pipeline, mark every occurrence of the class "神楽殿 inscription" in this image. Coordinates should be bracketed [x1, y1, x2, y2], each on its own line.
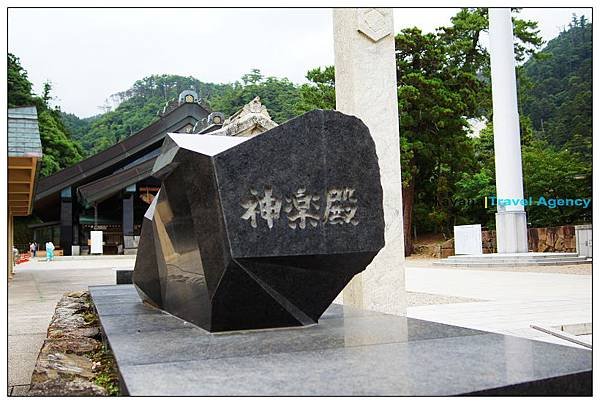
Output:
[241, 186, 359, 229]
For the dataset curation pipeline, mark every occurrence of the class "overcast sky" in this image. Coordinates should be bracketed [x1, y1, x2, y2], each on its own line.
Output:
[8, 7, 592, 118]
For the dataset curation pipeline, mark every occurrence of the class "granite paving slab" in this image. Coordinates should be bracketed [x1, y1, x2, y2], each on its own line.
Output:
[90, 285, 591, 396]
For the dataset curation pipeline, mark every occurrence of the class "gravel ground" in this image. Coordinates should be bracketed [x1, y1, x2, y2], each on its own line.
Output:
[406, 258, 592, 275]
[407, 291, 485, 307]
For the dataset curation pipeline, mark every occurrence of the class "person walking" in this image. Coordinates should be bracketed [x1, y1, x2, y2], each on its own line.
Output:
[33, 241, 38, 257]
[46, 241, 55, 262]
[13, 246, 19, 265]
[29, 241, 37, 258]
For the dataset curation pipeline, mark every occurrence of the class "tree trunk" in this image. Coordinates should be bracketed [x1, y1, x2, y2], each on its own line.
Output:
[402, 173, 416, 256]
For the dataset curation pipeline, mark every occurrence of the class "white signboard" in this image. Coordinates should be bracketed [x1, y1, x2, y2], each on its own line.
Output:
[90, 231, 103, 254]
[576, 225, 592, 258]
[454, 224, 483, 255]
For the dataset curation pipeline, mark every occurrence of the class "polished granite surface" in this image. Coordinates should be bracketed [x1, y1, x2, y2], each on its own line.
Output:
[91, 285, 591, 396]
[133, 110, 386, 332]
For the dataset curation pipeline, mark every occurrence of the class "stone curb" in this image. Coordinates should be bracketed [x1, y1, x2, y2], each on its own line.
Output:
[29, 291, 110, 396]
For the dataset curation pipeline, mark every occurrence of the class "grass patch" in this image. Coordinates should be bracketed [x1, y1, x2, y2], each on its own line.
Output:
[89, 346, 120, 396]
[82, 311, 97, 326]
[81, 294, 121, 396]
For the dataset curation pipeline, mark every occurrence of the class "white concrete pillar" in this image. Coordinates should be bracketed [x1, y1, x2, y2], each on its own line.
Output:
[333, 8, 406, 315]
[489, 8, 528, 253]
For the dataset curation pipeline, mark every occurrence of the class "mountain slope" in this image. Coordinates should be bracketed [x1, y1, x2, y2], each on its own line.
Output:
[520, 16, 591, 157]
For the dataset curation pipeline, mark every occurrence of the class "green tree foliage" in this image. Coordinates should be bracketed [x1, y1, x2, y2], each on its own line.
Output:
[296, 66, 336, 113]
[520, 16, 592, 159]
[60, 111, 97, 144]
[8, 53, 35, 108]
[8, 53, 83, 177]
[456, 17, 593, 230]
[74, 74, 227, 155]
[455, 119, 592, 229]
[395, 27, 481, 243]
[522, 140, 591, 226]
[210, 68, 301, 124]
[73, 71, 300, 156]
[37, 109, 84, 176]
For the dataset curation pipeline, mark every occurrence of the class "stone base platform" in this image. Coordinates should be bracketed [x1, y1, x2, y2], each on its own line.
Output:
[435, 252, 591, 267]
[89, 285, 591, 396]
[36, 255, 136, 262]
[115, 268, 133, 285]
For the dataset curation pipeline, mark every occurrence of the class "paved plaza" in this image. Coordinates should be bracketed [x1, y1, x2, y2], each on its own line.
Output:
[7, 258, 124, 395]
[405, 261, 591, 348]
[7, 256, 592, 395]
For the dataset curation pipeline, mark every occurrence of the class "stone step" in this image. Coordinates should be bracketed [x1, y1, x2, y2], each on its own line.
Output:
[446, 252, 580, 259]
[36, 254, 136, 261]
[440, 255, 588, 261]
[434, 258, 591, 267]
[447, 256, 586, 263]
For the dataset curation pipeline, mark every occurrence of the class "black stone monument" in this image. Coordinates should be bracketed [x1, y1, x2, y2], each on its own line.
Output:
[133, 110, 385, 332]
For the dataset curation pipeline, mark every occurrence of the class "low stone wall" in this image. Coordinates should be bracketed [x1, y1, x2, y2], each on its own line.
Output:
[415, 239, 455, 258]
[432, 225, 581, 257]
[528, 225, 577, 253]
[438, 239, 455, 259]
[482, 230, 496, 254]
[483, 225, 578, 254]
[29, 291, 119, 396]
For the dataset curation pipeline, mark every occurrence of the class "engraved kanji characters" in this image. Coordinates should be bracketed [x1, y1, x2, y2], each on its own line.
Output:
[240, 186, 282, 229]
[284, 188, 321, 229]
[323, 187, 359, 225]
[241, 186, 359, 229]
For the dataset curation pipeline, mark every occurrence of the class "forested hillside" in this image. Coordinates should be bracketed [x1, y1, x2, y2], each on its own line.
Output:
[520, 15, 592, 159]
[63, 71, 301, 157]
[8, 53, 83, 177]
[454, 15, 592, 234]
[63, 75, 226, 155]
[60, 112, 96, 146]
